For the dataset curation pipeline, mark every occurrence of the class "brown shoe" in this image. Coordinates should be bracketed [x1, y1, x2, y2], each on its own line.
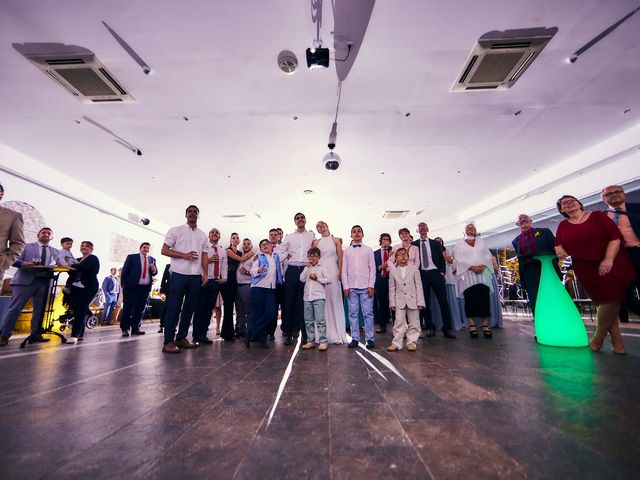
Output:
[302, 342, 315, 349]
[162, 342, 181, 353]
[407, 342, 417, 352]
[318, 343, 328, 351]
[175, 338, 197, 349]
[386, 344, 399, 351]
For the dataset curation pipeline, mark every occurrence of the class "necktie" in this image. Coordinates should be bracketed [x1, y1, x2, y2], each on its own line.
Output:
[142, 255, 147, 279]
[613, 210, 620, 225]
[40, 245, 47, 265]
[421, 240, 429, 269]
[213, 245, 220, 278]
[382, 248, 389, 278]
[352, 244, 361, 248]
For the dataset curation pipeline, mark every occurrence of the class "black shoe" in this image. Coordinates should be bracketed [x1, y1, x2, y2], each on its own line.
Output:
[348, 339, 358, 348]
[469, 327, 479, 339]
[0, 336, 8, 347]
[121, 331, 130, 337]
[425, 329, 436, 337]
[198, 337, 214, 344]
[442, 330, 457, 339]
[244, 336, 250, 349]
[366, 340, 375, 349]
[157, 328, 164, 333]
[482, 327, 493, 339]
[284, 336, 293, 346]
[131, 330, 146, 336]
[30, 335, 50, 343]
[375, 328, 387, 334]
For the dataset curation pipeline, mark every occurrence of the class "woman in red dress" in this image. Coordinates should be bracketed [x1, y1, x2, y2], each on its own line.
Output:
[555, 195, 635, 354]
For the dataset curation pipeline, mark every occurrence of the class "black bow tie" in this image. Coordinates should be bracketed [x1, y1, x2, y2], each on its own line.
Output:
[352, 244, 362, 248]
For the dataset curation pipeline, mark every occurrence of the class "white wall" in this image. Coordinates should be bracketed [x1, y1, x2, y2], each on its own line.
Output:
[1, 143, 171, 282]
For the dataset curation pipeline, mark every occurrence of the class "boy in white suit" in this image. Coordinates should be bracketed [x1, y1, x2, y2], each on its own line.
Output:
[387, 247, 425, 352]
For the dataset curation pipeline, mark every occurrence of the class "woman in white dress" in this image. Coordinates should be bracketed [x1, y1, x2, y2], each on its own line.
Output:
[312, 221, 347, 343]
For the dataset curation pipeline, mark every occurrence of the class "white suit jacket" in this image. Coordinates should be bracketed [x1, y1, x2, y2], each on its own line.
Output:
[388, 264, 425, 310]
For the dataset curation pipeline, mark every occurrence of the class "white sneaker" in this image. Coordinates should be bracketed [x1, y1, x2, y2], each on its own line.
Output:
[67, 336, 78, 344]
[71, 281, 85, 289]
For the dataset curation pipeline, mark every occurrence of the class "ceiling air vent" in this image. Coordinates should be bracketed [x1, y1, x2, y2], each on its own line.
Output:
[222, 214, 248, 223]
[382, 210, 409, 219]
[14, 42, 136, 104]
[451, 27, 557, 92]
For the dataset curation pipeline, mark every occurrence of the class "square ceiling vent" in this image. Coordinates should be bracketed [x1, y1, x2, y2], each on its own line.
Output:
[451, 27, 557, 92]
[14, 42, 136, 104]
[382, 210, 409, 219]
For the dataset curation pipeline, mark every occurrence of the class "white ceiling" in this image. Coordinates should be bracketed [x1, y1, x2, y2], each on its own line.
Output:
[1, 0, 639, 244]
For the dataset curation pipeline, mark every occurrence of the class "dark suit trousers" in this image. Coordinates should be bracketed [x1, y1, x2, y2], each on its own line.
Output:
[268, 283, 285, 336]
[121, 285, 151, 332]
[519, 258, 561, 314]
[70, 285, 98, 338]
[220, 275, 238, 340]
[419, 269, 452, 332]
[283, 265, 306, 341]
[374, 277, 390, 328]
[193, 279, 221, 339]
[620, 247, 640, 322]
[250, 287, 276, 344]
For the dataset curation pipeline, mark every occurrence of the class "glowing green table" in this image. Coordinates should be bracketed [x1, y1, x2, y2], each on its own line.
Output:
[533, 254, 588, 347]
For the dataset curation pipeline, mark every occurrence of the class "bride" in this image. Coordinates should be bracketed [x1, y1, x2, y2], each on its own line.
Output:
[312, 221, 347, 344]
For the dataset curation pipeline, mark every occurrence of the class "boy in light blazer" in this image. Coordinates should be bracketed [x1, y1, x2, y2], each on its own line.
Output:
[387, 247, 425, 352]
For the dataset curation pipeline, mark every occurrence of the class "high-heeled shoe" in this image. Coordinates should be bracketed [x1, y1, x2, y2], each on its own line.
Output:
[482, 326, 492, 339]
[468, 326, 479, 338]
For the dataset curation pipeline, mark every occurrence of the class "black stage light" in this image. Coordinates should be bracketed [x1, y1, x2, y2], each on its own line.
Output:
[306, 47, 329, 69]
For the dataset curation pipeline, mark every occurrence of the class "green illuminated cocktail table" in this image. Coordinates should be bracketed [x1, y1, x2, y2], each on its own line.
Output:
[533, 254, 588, 347]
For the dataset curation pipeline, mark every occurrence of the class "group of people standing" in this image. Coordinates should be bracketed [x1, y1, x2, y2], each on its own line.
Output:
[513, 185, 639, 355]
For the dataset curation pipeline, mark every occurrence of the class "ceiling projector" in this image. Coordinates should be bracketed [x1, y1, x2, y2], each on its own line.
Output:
[306, 47, 329, 69]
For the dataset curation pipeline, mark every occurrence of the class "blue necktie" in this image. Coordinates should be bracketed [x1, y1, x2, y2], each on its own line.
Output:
[613, 210, 620, 225]
[352, 244, 361, 248]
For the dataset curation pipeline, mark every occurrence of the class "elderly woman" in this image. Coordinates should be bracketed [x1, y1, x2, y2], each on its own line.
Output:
[555, 195, 635, 354]
[68, 241, 99, 343]
[453, 223, 495, 338]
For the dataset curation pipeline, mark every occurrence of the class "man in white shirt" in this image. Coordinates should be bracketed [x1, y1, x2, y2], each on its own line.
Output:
[281, 213, 315, 345]
[193, 227, 227, 344]
[160, 205, 209, 353]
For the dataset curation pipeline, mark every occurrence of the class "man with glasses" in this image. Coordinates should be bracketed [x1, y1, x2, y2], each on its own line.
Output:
[601, 185, 640, 322]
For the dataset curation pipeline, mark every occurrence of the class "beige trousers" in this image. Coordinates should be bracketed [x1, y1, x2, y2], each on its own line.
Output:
[392, 307, 421, 349]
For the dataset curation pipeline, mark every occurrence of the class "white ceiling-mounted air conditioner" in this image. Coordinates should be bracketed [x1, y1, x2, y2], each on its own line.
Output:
[382, 210, 409, 219]
[14, 42, 136, 104]
[451, 27, 558, 92]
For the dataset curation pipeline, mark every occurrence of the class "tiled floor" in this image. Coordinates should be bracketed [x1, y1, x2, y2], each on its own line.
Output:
[0, 318, 638, 479]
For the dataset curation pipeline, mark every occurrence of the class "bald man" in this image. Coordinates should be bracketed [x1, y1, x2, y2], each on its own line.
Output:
[601, 185, 640, 322]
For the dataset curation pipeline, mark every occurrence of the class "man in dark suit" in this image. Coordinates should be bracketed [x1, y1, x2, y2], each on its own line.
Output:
[602, 185, 640, 322]
[120, 242, 157, 336]
[374, 233, 392, 333]
[101, 267, 120, 325]
[413, 222, 456, 338]
[0, 227, 58, 346]
[511, 214, 560, 314]
[0, 183, 25, 285]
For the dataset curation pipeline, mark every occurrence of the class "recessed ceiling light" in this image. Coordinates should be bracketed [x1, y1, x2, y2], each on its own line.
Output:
[514, 110, 522, 116]
[183, 116, 189, 121]
[293, 115, 299, 120]
[303, 189, 313, 195]
[623, 109, 631, 114]
[405, 112, 411, 117]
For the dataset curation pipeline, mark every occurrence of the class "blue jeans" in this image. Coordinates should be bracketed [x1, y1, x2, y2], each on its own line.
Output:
[193, 279, 221, 339]
[347, 288, 374, 342]
[163, 272, 201, 344]
[103, 298, 117, 324]
[304, 299, 326, 343]
[250, 286, 276, 344]
[0, 279, 49, 337]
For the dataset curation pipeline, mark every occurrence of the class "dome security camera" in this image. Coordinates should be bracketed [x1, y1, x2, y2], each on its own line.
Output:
[140, 218, 150, 226]
[323, 151, 341, 171]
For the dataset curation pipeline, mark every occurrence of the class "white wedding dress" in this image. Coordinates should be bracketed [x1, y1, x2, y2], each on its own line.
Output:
[317, 236, 347, 343]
